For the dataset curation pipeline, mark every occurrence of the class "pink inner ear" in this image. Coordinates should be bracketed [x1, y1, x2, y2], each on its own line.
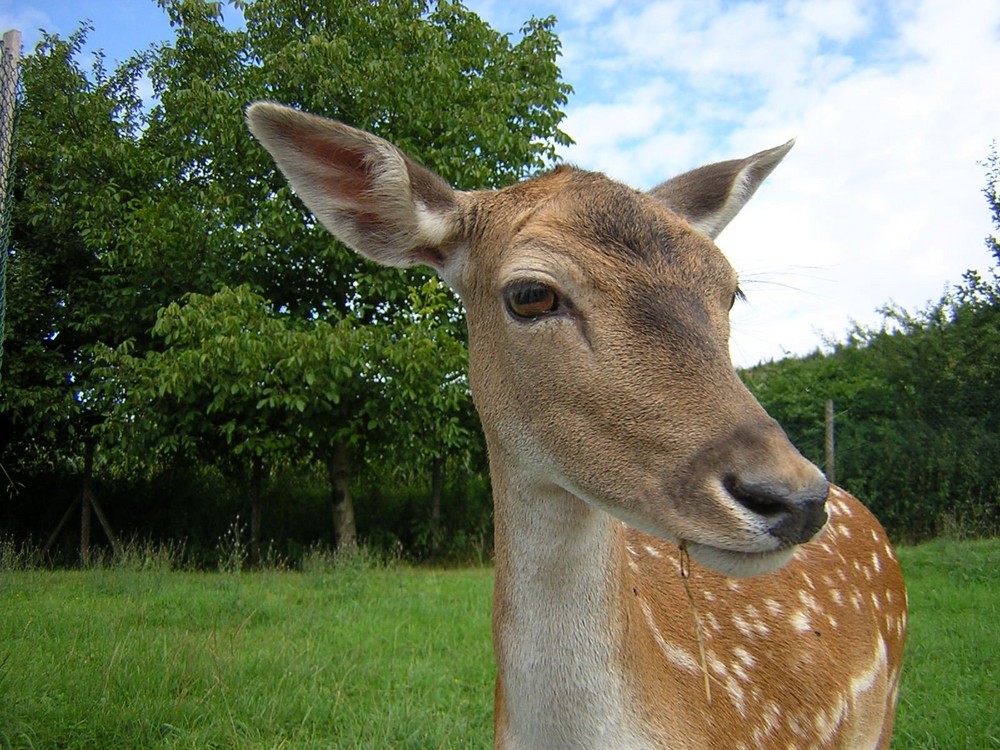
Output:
[301, 134, 375, 205]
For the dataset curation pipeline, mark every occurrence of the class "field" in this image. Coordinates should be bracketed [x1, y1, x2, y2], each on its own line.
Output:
[1, 539, 998, 749]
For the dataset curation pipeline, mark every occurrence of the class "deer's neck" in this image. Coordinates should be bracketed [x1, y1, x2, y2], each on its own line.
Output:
[491, 466, 650, 749]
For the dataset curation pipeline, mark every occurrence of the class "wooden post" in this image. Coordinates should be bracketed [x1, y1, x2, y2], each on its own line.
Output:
[0, 30, 20, 207]
[1, 30, 23, 372]
[825, 399, 836, 485]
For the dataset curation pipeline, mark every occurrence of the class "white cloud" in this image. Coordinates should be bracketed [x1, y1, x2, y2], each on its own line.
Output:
[472, 0, 1000, 366]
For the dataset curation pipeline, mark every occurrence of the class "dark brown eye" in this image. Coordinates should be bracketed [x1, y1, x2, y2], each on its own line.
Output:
[505, 282, 560, 320]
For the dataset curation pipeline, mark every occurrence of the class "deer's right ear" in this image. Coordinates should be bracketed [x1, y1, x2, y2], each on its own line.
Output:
[246, 102, 463, 272]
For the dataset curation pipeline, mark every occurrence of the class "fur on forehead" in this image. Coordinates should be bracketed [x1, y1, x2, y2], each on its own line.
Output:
[474, 166, 733, 283]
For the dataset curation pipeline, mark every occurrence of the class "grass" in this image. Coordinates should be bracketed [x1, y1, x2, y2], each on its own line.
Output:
[893, 537, 1000, 749]
[0, 559, 495, 749]
[0, 538, 997, 749]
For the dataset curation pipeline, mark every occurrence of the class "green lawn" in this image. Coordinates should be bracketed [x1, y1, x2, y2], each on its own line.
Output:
[0, 562, 495, 749]
[1, 539, 997, 749]
[893, 538, 1000, 749]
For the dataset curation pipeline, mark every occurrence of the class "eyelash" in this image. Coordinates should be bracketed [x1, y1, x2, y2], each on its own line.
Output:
[731, 285, 747, 310]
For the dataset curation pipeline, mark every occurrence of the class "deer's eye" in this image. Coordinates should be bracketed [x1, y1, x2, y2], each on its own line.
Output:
[504, 282, 561, 321]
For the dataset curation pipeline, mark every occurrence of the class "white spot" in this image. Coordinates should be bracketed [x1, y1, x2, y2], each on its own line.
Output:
[732, 613, 755, 639]
[638, 598, 698, 674]
[870, 591, 882, 611]
[837, 524, 852, 538]
[733, 646, 756, 670]
[725, 673, 748, 717]
[708, 651, 728, 679]
[705, 611, 721, 633]
[827, 613, 838, 628]
[731, 660, 749, 682]
[764, 598, 783, 617]
[791, 610, 812, 633]
[814, 695, 849, 745]
[829, 589, 844, 606]
[703, 590, 716, 603]
[871, 551, 882, 573]
[626, 544, 638, 557]
[787, 712, 808, 738]
[799, 590, 822, 613]
[885, 589, 894, 605]
[885, 542, 897, 561]
[800, 572, 815, 589]
[644, 544, 662, 558]
[727, 579, 741, 592]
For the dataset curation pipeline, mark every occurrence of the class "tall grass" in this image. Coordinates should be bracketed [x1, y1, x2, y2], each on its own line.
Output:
[0, 538, 996, 748]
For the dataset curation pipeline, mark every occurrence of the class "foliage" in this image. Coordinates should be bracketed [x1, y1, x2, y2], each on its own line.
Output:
[2, 0, 571, 556]
[0, 28, 154, 474]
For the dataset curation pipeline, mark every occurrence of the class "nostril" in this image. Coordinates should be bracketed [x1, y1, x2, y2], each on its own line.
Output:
[723, 475, 788, 517]
[724, 474, 830, 544]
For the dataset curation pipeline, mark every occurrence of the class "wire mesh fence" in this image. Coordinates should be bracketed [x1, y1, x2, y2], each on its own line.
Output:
[0, 29, 22, 376]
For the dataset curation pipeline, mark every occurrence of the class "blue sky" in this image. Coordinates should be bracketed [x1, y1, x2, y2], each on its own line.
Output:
[4, 0, 1000, 366]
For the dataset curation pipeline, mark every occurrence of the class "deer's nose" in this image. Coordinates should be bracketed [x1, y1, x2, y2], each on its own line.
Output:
[724, 474, 830, 544]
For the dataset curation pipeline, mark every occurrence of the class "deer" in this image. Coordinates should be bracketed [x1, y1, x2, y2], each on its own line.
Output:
[246, 102, 907, 750]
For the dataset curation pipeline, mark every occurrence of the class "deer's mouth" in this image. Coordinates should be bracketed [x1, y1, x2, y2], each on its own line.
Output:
[682, 540, 798, 578]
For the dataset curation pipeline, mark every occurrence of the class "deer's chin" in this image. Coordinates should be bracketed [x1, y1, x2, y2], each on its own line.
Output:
[684, 541, 796, 578]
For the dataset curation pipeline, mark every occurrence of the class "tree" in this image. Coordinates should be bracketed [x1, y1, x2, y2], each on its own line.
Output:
[101, 0, 570, 548]
[0, 28, 157, 561]
[4, 0, 572, 555]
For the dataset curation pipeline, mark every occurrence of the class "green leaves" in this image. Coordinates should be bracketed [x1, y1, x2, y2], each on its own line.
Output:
[4, 0, 571, 548]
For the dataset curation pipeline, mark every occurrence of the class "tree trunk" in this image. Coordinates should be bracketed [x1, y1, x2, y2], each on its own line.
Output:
[326, 441, 357, 550]
[431, 455, 443, 543]
[79, 440, 95, 566]
[249, 454, 264, 566]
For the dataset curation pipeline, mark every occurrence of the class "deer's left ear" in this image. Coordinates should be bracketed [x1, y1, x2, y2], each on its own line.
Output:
[247, 101, 463, 272]
[649, 140, 794, 240]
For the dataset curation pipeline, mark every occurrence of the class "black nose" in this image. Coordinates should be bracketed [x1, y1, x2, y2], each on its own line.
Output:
[724, 475, 830, 544]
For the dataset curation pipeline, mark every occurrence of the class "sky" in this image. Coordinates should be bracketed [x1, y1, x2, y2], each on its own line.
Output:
[3, 0, 1000, 367]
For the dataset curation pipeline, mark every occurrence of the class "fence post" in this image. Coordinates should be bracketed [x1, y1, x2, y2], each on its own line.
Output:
[825, 398, 836, 485]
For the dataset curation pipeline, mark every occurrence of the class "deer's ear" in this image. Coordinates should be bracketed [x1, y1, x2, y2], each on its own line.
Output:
[649, 140, 794, 240]
[247, 101, 462, 271]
